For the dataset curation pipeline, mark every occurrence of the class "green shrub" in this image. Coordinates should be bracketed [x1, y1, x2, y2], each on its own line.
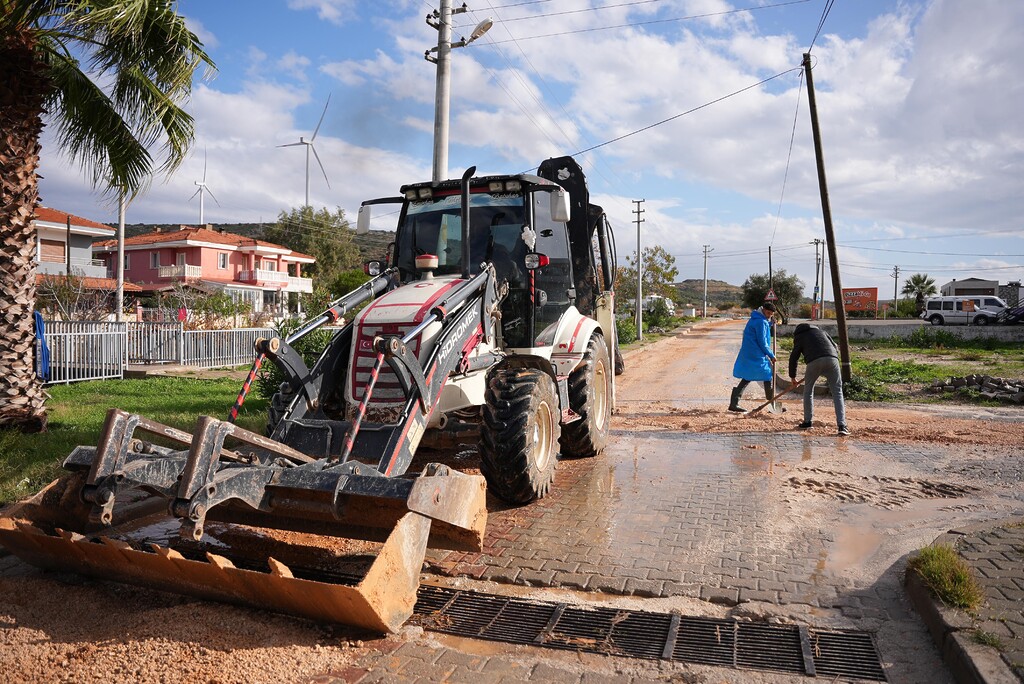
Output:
[254, 317, 335, 400]
[616, 318, 637, 345]
[646, 298, 673, 328]
[908, 544, 984, 610]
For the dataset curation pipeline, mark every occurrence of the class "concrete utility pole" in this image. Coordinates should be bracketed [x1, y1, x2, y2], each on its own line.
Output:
[633, 199, 645, 340]
[891, 265, 901, 316]
[803, 52, 851, 382]
[811, 238, 822, 319]
[702, 245, 713, 317]
[116, 194, 126, 322]
[425, 2, 492, 183]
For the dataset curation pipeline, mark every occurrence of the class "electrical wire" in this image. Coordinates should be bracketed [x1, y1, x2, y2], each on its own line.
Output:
[769, 69, 804, 246]
[807, 0, 836, 52]
[466, 0, 812, 42]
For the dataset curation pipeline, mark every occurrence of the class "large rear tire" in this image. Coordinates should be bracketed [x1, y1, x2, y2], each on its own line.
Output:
[480, 368, 559, 504]
[560, 333, 611, 458]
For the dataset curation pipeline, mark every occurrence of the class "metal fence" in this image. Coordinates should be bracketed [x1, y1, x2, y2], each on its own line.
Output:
[42, 321, 278, 384]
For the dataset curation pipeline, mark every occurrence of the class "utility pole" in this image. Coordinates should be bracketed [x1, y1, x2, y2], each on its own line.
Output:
[803, 52, 851, 382]
[425, 2, 492, 183]
[65, 215, 71, 275]
[702, 245, 713, 318]
[116, 194, 126, 322]
[891, 265, 900, 317]
[633, 199, 645, 340]
[811, 238, 822, 320]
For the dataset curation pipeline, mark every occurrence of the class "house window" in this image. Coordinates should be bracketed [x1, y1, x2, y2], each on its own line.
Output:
[176, 253, 186, 267]
[150, 252, 160, 269]
[40, 239, 65, 263]
[264, 260, 276, 271]
[218, 253, 227, 269]
[124, 253, 131, 270]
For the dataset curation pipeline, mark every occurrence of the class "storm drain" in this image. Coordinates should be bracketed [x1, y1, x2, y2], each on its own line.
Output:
[413, 585, 887, 681]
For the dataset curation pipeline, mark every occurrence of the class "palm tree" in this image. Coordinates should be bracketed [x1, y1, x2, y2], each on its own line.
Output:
[1, 1, 213, 431]
[901, 273, 938, 315]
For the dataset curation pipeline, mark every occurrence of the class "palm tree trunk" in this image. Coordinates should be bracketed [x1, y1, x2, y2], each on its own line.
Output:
[0, 33, 50, 432]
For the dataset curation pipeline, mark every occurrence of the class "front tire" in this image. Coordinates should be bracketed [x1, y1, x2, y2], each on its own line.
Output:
[560, 333, 611, 458]
[480, 368, 560, 504]
[974, 315, 989, 326]
[929, 314, 944, 326]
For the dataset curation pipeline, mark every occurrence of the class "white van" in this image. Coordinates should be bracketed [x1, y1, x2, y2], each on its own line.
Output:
[920, 296, 1007, 326]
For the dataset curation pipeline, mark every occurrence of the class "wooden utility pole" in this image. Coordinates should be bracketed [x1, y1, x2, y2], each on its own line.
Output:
[803, 52, 851, 381]
[891, 265, 900, 317]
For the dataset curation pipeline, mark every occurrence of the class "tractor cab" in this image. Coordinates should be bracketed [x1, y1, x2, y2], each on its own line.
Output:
[360, 173, 575, 349]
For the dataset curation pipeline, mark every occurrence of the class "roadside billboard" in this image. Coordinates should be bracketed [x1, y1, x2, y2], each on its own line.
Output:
[842, 287, 878, 315]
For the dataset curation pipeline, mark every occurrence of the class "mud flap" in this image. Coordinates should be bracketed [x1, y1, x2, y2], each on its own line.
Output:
[0, 509, 431, 633]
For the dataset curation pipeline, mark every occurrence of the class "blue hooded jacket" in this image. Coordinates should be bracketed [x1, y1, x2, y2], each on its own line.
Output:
[732, 309, 775, 381]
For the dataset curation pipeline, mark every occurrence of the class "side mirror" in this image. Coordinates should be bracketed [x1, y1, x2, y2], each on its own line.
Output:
[356, 205, 370, 235]
[364, 260, 382, 276]
[524, 252, 550, 270]
[550, 188, 570, 223]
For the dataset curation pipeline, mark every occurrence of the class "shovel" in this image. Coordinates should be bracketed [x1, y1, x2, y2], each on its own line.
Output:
[746, 379, 805, 415]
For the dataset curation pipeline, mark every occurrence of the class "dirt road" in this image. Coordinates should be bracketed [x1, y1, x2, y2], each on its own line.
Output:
[0, 319, 1020, 683]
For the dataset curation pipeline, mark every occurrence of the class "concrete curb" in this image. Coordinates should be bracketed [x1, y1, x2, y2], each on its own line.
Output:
[904, 528, 1021, 684]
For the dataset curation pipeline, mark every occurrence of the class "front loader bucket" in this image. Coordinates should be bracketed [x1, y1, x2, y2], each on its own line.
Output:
[0, 457, 487, 632]
[0, 509, 428, 633]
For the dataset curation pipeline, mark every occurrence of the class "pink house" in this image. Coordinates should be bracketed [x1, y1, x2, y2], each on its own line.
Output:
[93, 226, 314, 313]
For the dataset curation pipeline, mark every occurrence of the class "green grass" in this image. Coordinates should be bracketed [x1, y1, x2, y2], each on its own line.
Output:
[908, 544, 985, 611]
[0, 377, 267, 506]
[971, 629, 1005, 649]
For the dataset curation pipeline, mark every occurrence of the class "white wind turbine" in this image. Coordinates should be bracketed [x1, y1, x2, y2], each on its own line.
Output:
[278, 95, 331, 207]
[189, 149, 219, 225]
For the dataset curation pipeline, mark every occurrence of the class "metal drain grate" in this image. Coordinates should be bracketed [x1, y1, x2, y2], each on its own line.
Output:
[414, 585, 887, 681]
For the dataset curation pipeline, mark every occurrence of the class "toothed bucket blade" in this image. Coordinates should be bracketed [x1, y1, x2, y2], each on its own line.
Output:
[0, 511, 429, 633]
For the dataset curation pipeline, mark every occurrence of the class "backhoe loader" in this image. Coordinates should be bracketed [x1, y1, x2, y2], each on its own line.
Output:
[0, 155, 621, 632]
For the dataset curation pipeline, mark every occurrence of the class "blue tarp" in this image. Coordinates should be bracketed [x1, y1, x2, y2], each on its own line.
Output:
[34, 311, 50, 381]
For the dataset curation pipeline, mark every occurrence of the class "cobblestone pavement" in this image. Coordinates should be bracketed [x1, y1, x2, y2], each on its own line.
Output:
[954, 521, 1024, 679]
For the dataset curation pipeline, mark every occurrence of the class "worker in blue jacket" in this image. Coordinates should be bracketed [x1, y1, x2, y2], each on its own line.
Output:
[728, 302, 778, 413]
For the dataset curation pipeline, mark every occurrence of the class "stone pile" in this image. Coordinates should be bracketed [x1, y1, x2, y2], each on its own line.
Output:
[929, 374, 1024, 403]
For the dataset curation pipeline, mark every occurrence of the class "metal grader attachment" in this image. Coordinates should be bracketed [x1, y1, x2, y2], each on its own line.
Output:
[0, 270, 488, 633]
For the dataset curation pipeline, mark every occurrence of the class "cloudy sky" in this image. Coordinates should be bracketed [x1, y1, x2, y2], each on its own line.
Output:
[37, 0, 1024, 300]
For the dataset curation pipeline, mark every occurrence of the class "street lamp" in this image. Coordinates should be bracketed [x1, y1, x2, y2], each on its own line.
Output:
[425, 1, 492, 183]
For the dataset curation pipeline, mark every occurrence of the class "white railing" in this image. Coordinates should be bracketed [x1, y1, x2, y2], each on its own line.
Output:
[42, 320, 279, 383]
[43, 321, 126, 384]
[238, 270, 313, 293]
[158, 264, 202, 279]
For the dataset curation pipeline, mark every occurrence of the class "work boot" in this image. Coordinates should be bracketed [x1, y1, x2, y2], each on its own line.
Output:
[728, 387, 746, 413]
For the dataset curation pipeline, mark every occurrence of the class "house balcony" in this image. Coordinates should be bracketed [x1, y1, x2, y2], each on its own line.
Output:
[158, 264, 202, 280]
[39, 257, 107, 279]
[237, 269, 313, 293]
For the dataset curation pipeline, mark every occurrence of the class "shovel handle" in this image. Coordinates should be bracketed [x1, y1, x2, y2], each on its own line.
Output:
[745, 379, 805, 415]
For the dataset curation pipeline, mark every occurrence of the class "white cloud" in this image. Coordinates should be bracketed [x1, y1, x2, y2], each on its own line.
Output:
[181, 15, 218, 49]
[286, 0, 357, 26]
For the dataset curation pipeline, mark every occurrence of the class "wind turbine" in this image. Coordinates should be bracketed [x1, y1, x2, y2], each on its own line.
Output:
[189, 148, 219, 225]
[278, 95, 331, 207]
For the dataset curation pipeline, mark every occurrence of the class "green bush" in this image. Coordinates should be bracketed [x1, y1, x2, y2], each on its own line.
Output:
[908, 544, 984, 610]
[254, 317, 335, 400]
[616, 318, 637, 345]
[646, 298, 673, 328]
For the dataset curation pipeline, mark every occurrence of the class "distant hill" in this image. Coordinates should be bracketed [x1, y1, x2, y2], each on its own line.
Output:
[672, 278, 744, 309]
[116, 222, 395, 263]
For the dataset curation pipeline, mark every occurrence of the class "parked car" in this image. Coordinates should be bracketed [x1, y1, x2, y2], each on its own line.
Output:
[920, 295, 1007, 326]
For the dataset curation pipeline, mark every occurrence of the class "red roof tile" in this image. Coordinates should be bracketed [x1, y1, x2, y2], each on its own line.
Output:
[94, 226, 295, 253]
[36, 274, 143, 291]
[34, 207, 112, 231]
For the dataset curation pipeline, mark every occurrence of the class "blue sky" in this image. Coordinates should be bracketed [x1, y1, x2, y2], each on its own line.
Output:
[37, 0, 1024, 300]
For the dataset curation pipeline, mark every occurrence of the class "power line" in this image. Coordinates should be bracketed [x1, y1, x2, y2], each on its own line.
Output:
[807, 0, 837, 52]
[472, 0, 813, 43]
[770, 69, 804, 246]
[567, 67, 802, 159]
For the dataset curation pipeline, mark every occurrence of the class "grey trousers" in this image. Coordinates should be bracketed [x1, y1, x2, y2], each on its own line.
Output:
[803, 356, 846, 427]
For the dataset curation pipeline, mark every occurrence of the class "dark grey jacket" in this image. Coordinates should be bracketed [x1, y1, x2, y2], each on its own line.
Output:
[788, 324, 838, 378]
